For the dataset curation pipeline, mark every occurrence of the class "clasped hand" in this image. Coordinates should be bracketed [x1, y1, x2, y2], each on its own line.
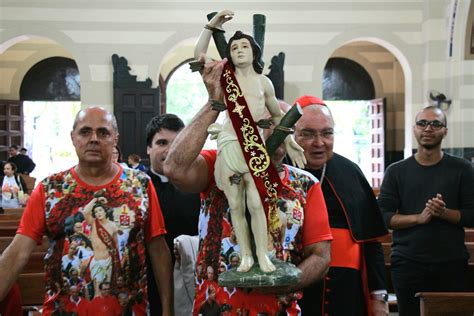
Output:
[418, 193, 446, 224]
[426, 193, 446, 217]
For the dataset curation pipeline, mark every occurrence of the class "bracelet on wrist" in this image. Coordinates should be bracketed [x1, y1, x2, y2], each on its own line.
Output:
[204, 24, 225, 33]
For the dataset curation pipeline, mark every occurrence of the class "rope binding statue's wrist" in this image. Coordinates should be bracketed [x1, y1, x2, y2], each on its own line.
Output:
[204, 24, 225, 33]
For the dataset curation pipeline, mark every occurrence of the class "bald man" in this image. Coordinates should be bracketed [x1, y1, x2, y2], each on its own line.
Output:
[0, 106, 173, 315]
[294, 96, 389, 316]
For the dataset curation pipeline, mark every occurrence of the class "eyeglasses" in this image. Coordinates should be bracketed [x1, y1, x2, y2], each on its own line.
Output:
[296, 129, 334, 141]
[415, 120, 446, 130]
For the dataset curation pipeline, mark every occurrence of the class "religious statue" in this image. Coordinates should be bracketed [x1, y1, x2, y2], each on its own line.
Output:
[194, 10, 306, 274]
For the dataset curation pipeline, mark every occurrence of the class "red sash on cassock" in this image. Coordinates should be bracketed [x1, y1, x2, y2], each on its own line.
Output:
[95, 219, 121, 288]
[220, 64, 282, 236]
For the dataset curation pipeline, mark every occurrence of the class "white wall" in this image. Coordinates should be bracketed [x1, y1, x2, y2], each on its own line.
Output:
[0, 0, 472, 152]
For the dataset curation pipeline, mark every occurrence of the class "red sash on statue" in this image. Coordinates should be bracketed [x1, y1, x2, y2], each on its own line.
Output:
[95, 219, 121, 288]
[220, 64, 282, 234]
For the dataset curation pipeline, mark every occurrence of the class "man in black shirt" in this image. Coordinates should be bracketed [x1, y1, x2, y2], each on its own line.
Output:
[378, 106, 474, 316]
[145, 113, 201, 315]
[7, 145, 36, 175]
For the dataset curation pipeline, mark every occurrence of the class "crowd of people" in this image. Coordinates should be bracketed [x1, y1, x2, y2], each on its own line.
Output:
[0, 10, 473, 316]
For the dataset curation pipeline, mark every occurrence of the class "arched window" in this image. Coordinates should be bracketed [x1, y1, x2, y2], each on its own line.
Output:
[165, 60, 208, 124]
[322, 57, 383, 186]
[165, 60, 224, 149]
[20, 57, 80, 101]
[19, 57, 81, 181]
[323, 57, 375, 101]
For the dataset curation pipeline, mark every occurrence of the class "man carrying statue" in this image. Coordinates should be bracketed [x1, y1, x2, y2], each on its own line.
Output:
[164, 10, 332, 315]
[194, 9, 308, 274]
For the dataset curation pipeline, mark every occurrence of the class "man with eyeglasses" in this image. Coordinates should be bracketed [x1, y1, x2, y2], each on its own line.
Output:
[378, 105, 474, 316]
[294, 95, 389, 316]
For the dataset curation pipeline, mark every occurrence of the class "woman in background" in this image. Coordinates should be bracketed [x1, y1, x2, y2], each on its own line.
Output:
[127, 153, 146, 171]
[112, 145, 129, 168]
[1, 162, 28, 208]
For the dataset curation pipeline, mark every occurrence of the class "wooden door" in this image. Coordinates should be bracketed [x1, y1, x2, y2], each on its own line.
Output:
[369, 98, 386, 189]
[0, 100, 23, 161]
[112, 54, 160, 164]
[114, 88, 160, 163]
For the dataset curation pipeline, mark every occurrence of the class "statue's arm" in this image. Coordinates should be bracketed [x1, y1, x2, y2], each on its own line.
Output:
[263, 75, 306, 168]
[262, 75, 283, 125]
[194, 10, 234, 60]
[194, 27, 212, 60]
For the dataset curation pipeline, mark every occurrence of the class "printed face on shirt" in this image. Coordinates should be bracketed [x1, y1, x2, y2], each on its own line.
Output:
[92, 205, 107, 220]
[117, 276, 124, 287]
[230, 254, 240, 268]
[230, 38, 254, 68]
[68, 244, 78, 255]
[118, 292, 129, 306]
[147, 128, 180, 175]
[207, 265, 215, 280]
[295, 105, 335, 170]
[100, 283, 111, 296]
[70, 107, 118, 165]
[73, 222, 83, 234]
[413, 107, 447, 150]
[70, 286, 79, 298]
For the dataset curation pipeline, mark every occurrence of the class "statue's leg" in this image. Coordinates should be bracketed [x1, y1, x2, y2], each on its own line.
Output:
[244, 174, 276, 273]
[215, 158, 254, 272]
[230, 201, 255, 273]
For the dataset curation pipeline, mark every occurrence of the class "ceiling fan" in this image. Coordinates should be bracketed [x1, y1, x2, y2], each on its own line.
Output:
[428, 90, 452, 111]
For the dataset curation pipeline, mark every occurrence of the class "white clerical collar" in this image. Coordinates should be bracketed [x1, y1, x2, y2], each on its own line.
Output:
[150, 168, 169, 183]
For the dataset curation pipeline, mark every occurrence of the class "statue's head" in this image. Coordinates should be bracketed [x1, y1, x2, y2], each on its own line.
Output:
[226, 31, 263, 74]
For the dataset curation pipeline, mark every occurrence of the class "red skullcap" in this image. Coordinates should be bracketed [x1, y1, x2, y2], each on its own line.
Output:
[293, 95, 326, 108]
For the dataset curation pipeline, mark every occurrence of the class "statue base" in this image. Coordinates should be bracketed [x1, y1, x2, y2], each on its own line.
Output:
[218, 258, 301, 288]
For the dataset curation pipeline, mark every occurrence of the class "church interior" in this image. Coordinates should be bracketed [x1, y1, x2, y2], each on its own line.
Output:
[1, 0, 474, 314]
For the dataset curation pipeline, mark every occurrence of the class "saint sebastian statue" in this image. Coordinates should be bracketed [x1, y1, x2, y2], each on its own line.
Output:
[194, 10, 306, 273]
